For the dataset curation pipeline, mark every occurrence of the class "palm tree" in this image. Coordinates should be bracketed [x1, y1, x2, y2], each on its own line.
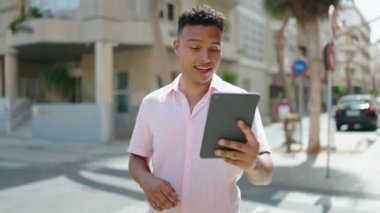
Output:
[264, 0, 340, 154]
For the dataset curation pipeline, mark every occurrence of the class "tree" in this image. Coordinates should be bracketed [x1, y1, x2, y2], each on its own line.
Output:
[264, 0, 340, 154]
[264, 0, 295, 106]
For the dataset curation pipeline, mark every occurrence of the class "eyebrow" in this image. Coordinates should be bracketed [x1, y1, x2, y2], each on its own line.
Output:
[186, 39, 221, 46]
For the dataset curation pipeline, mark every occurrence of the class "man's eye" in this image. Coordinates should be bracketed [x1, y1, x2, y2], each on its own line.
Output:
[190, 47, 200, 50]
[210, 48, 221, 52]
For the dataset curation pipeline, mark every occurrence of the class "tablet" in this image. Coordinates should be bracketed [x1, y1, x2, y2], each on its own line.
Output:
[200, 92, 260, 158]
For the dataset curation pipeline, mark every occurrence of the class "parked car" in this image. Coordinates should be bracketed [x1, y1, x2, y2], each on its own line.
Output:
[334, 94, 379, 131]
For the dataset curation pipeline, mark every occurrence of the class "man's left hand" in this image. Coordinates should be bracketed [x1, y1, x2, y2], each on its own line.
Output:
[214, 120, 259, 171]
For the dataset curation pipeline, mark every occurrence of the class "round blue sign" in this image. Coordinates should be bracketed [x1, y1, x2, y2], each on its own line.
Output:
[291, 58, 308, 77]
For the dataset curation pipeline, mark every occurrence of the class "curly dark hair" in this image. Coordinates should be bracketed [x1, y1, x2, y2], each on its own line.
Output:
[177, 5, 225, 36]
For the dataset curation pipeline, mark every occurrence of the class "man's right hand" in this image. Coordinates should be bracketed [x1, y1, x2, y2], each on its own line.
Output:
[140, 175, 180, 211]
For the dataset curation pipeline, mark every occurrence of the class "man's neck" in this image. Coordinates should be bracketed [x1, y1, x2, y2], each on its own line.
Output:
[179, 77, 210, 98]
[179, 76, 211, 112]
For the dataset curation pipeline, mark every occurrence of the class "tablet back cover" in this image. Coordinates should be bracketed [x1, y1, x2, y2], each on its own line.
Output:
[200, 92, 260, 158]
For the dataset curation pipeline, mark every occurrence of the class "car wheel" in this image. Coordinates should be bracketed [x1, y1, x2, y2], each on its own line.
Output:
[336, 124, 342, 131]
[369, 124, 377, 131]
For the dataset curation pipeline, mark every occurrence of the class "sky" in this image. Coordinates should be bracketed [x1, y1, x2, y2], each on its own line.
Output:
[355, 0, 380, 43]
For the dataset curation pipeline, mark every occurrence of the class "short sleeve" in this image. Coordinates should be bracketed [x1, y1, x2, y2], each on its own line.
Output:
[127, 98, 154, 157]
[251, 108, 271, 153]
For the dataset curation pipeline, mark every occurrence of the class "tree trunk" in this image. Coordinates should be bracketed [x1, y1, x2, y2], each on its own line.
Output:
[20, 0, 25, 16]
[151, 1, 172, 87]
[275, 17, 295, 105]
[304, 17, 322, 154]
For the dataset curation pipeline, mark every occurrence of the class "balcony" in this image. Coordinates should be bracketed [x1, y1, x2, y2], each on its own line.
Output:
[7, 18, 82, 46]
[6, 18, 154, 47]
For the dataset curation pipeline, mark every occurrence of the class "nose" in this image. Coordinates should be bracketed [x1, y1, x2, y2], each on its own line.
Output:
[199, 49, 210, 62]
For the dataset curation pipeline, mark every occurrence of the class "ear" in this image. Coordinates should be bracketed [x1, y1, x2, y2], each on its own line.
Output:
[173, 39, 180, 55]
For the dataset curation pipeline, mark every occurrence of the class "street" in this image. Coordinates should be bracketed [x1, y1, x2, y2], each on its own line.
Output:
[0, 114, 380, 213]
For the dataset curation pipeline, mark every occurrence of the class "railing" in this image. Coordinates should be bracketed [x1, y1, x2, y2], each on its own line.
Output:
[0, 98, 31, 134]
[9, 98, 31, 131]
[0, 98, 8, 134]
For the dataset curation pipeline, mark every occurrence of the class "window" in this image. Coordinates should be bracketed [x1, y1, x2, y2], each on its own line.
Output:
[114, 72, 129, 113]
[156, 75, 163, 88]
[127, 0, 151, 20]
[73, 78, 82, 103]
[160, 0, 176, 22]
[240, 16, 265, 61]
[171, 71, 179, 81]
[29, 0, 79, 14]
[167, 3, 174, 21]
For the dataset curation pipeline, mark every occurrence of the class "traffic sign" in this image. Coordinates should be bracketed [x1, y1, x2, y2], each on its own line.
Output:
[291, 58, 308, 77]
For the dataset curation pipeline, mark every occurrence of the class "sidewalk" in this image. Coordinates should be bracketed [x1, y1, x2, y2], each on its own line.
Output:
[0, 114, 379, 212]
[260, 113, 380, 200]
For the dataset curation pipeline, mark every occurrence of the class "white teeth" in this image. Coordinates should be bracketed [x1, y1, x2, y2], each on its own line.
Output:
[196, 66, 211, 70]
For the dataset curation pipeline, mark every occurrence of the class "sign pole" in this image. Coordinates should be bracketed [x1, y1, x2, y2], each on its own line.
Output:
[326, 5, 336, 178]
[326, 70, 333, 178]
[291, 58, 308, 151]
[297, 77, 303, 148]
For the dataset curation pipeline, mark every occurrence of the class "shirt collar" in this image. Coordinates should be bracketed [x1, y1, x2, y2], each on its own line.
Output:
[170, 73, 224, 94]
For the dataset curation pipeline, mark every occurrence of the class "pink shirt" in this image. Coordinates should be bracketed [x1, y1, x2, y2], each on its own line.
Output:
[128, 74, 270, 213]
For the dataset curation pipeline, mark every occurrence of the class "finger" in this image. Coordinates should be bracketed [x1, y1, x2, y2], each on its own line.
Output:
[224, 158, 247, 167]
[150, 201, 163, 211]
[161, 196, 176, 209]
[215, 149, 248, 161]
[158, 191, 177, 209]
[218, 139, 247, 153]
[237, 120, 258, 146]
[161, 184, 179, 205]
[153, 193, 169, 208]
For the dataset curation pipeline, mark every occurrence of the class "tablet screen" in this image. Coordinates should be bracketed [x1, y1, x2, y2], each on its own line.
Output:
[200, 92, 260, 158]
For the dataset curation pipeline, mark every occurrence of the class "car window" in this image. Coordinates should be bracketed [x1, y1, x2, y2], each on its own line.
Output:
[338, 100, 369, 108]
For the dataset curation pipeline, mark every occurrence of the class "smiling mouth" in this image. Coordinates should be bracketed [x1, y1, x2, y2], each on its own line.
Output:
[194, 66, 213, 73]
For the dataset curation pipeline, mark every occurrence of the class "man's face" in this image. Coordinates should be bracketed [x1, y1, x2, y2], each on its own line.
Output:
[173, 25, 222, 85]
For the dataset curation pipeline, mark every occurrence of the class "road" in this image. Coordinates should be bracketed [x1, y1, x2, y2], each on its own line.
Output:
[0, 114, 379, 212]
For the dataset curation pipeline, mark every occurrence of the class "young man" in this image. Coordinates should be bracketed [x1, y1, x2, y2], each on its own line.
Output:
[128, 5, 273, 213]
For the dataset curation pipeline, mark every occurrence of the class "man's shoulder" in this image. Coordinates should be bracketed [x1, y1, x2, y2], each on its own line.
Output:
[217, 79, 247, 93]
[142, 84, 172, 104]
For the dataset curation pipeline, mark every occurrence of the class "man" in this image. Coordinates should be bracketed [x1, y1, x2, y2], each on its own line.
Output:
[128, 5, 273, 213]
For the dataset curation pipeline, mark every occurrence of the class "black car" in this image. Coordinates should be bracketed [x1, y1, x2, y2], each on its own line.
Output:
[334, 94, 379, 131]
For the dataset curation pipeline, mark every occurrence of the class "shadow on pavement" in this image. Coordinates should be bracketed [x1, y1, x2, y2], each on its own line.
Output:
[65, 168, 145, 201]
[238, 153, 379, 209]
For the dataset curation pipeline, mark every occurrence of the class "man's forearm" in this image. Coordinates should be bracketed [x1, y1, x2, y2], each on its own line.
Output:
[244, 153, 274, 185]
[128, 153, 154, 187]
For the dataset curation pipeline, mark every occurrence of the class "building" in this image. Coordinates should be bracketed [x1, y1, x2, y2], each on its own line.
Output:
[334, 1, 371, 95]
[237, 0, 273, 123]
[370, 42, 380, 93]
[0, 0, 246, 142]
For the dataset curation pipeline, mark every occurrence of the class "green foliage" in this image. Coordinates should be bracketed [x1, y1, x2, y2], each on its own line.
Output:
[9, 15, 26, 33]
[373, 88, 380, 96]
[41, 66, 73, 94]
[28, 7, 43, 18]
[264, 0, 340, 20]
[222, 71, 237, 85]
[9, 7, 42, 33]
[333, 85, 346, 95]
[264, 0, 293, 19]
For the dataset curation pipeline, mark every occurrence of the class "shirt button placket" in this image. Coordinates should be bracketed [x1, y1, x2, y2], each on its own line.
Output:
[182, 119, 193, 211]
